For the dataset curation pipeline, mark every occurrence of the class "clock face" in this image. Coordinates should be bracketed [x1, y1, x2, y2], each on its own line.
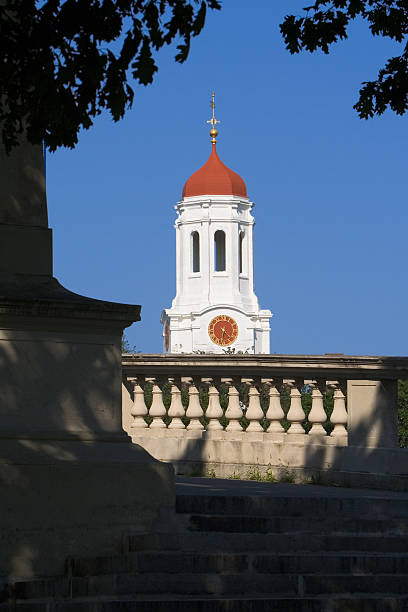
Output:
[208, 315, 239, 347]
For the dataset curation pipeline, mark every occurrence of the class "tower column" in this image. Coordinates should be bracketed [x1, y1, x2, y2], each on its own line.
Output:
[175, 219, 182, 300]
[230, 210, 240, 299]
[248, 219, 255, 296]
[201, 207, 211, 304]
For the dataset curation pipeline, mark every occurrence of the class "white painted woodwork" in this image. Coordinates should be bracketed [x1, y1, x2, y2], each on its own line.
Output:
[162, 191, 272, 354]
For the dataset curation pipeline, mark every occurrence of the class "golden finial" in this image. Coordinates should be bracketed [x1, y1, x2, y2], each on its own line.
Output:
[207, 91, 220, 144]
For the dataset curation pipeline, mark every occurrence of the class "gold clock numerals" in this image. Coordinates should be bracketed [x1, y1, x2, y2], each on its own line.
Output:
[208, 315, 239, 347]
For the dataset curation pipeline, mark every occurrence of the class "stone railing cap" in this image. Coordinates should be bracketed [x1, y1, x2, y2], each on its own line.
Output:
[122, 353, 408, 380]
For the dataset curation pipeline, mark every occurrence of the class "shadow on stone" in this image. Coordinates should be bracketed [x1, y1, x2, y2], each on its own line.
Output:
[0, 140, 175, 582]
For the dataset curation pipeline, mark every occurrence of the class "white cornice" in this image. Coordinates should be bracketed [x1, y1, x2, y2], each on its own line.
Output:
[178, 195, 253, 207]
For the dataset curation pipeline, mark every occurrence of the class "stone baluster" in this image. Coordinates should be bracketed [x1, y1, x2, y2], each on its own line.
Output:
[244, 378, 264, 432]
[129, 377, 148, 429]
[329, 380, 348, 437]
[308, 380, 328, 435]
[265, 378, 285, 433]
[167, 378, 186, 429]
[204, 378, 224, 431]
[147, 377, 167, 429]
[185, 377, 204, 431]
[286, 379, 306, 434]
[224, 378, 244, 432]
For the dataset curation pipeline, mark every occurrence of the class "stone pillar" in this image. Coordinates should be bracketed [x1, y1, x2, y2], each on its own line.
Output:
[347, 379, 398, 448]
[0, 140, 174, 580]
[0, 142, 52, 276]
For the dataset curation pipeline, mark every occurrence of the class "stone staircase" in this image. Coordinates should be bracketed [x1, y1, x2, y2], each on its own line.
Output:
[2, 480, 408, 611]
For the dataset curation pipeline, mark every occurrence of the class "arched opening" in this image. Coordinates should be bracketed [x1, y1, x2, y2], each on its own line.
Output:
[192, 231, 200, 273]
[239, 231, 245, 274]
[214, 230, 226, 271]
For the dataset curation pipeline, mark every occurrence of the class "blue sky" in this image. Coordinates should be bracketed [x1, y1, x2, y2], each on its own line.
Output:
[46, 0, 407, 356]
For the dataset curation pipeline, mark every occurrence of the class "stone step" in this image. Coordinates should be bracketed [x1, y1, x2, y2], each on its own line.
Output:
[70, 552, 249, 577]
[4, 594, 408, 612]
[11, 573, 297, 600]
[10, 573, 408, 601]
[253, 552, 408, 575]
[183, 514, 408, 535]
[125, 531, 408, 554]
[303, 574, 408, 596]
[176, 495, 408, 520]
[2, 596, 408, 612]
[69, 551, 408, 578]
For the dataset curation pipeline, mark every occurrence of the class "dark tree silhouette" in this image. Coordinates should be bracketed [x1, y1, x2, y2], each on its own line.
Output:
[280, 1, 408, 118]
[0, 0, 221, 152]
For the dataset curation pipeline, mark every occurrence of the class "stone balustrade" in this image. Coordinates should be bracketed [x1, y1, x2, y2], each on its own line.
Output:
[125, 375, 348, 438]
[122, 354, 408, 490]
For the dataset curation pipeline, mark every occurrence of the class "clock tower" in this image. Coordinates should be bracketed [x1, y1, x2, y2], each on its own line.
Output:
[161, 94, 272, 354]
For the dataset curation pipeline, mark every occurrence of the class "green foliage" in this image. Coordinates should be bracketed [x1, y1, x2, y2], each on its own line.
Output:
[181, 383, 190, 409]
[280, 1, 408, 118]
[246, 467, 276, 482]
[0, 0, 221, 152]
[218, 383, 229, 428]
[121, 334, 138, 353]
[323, 387, 335, 434]
[246, 467, 264, 481]
[227, 471, 242, 480]
[301, 385, 312, 433]
[206, 467, 216, 478]
[278, 383, 290, 432]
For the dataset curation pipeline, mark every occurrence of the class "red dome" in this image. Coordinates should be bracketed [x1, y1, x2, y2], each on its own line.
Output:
[182, 144, 247, 199]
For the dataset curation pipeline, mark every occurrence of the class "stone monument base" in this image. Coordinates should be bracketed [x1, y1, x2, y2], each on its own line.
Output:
[0, 277, 174, 580]
[1, 439, 174, 580]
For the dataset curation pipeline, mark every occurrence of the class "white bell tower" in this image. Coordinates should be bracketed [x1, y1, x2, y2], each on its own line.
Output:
[162, 94, 271, 354]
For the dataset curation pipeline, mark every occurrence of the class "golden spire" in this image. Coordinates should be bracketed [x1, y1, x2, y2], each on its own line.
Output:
[207, 91, 220, 144]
